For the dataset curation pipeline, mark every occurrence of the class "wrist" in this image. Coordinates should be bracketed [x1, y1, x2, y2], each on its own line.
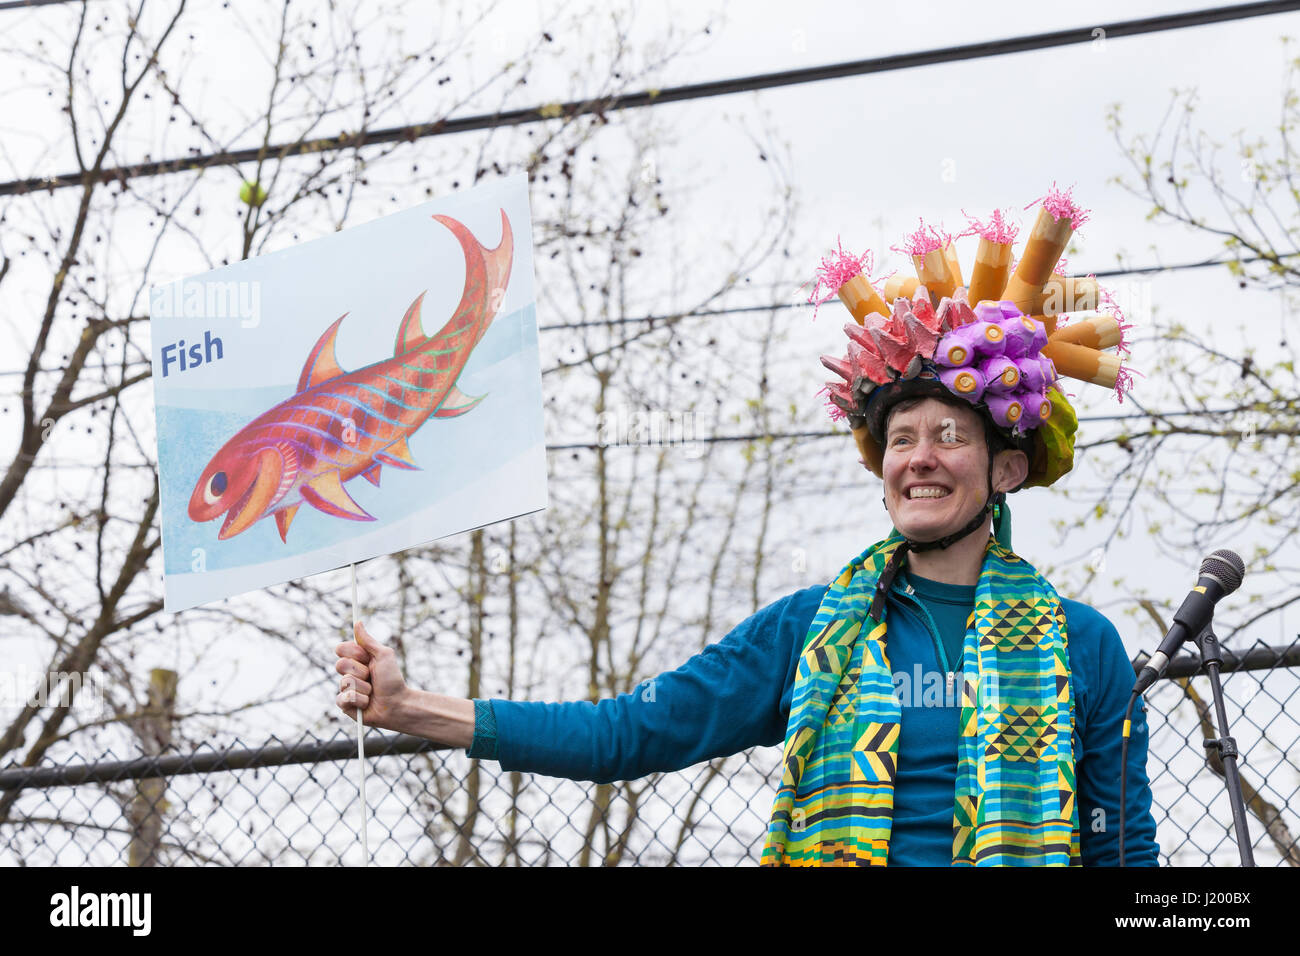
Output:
[393, 688, 475, 749]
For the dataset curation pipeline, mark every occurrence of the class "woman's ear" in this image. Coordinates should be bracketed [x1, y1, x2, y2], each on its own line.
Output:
[993, 448, 1029, 493]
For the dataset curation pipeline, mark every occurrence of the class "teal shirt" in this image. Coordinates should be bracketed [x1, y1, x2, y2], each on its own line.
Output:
[467, 572, 1160, 866]
[896, 568, 971, 673]
[884, 569, 983, 864]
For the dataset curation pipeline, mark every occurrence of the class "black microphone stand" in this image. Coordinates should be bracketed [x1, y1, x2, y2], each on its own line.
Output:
[1195, 624, 1255, 867]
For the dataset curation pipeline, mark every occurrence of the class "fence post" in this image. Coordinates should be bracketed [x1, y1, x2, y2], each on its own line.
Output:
[128, 667, 177, 867]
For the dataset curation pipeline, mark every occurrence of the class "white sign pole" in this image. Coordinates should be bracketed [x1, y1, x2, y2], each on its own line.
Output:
[351, 561, 369, 866]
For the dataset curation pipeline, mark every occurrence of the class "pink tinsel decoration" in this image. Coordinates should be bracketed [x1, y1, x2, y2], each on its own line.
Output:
[1096, 275, 1133, 356]
[817, 384, 849, 422]
[808, 238, 876, 320]
[1025, 182, 1091, 230]
[891, 218, 952, 257]
[960, 208, 1020, 245]
[1114, 365, 1143, 404]
[1053, 256, 1069, 276]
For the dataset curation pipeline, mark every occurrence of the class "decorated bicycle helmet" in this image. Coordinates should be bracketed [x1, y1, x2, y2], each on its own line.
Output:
[813, 186, 1132, 495]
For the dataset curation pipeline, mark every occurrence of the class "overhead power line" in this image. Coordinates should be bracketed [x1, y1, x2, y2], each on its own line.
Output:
[19, 404, 1276, 471]
[0, 0, 100, 9]
[2, 1, 1297, 197]
[535, 252, 1298, 331]
[1088, 253, 1298, 279]
[0, 250, 1289, 379]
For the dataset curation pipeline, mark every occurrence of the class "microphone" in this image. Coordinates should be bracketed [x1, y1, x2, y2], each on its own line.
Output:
[1133, 550, 1245, 695]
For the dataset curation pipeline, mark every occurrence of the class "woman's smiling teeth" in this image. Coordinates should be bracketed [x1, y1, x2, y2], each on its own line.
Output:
[909, 486, 950, 499]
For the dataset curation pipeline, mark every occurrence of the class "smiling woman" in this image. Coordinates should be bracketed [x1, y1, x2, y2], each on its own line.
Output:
[750, 191, 1157, 867]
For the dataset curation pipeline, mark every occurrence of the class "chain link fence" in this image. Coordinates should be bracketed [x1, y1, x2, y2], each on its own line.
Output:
[2, 639, 1297, 866]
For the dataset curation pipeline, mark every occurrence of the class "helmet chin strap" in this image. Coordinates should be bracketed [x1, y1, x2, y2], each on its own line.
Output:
[903, 496, 996, 552]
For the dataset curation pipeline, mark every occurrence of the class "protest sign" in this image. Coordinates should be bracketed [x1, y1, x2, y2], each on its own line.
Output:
[151, 175, 544, 612]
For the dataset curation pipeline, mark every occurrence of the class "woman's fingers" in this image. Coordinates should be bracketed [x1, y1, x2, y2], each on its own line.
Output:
[336, 640, 371, 665]
[336, 687, 368, 718]
[340, 674, 372, 698]
[335, 657, 368, 680]
[337, 676, 370, 711]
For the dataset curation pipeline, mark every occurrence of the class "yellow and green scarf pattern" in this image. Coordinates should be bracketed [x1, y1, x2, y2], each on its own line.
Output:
[761, 533, 1080, 866]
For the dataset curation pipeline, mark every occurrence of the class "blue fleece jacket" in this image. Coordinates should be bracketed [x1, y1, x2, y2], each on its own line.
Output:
[472, 571, 1160, 866]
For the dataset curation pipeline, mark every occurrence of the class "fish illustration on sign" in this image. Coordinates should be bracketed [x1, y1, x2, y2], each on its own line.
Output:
[187, 211, 513, 542]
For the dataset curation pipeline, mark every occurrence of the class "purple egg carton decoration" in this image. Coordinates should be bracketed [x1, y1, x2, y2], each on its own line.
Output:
[980, 355, 1021, 395]
[939, 365, 986, 403]
[999, 314, 1048, 359]
[1016, 355, 1054, 392]
[985, 393, 1024, 429]
[1016, 389, 1053, 429]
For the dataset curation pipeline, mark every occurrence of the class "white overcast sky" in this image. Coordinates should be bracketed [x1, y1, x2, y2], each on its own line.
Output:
[582, 0, 1297, 649]
[0, 3, 1295, 871]
[1, 0, 1294, 661]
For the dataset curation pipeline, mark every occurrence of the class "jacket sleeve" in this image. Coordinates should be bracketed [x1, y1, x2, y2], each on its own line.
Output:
[484, 587, 818, 784]
[1072, 604, 1161, 866]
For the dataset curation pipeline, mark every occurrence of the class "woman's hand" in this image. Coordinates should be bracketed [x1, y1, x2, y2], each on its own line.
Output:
[335, 621, 411, 732]
[334, 621, 477, 748]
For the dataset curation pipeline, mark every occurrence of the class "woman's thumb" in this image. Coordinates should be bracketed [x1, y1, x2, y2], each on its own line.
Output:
[354, 620, 384, 656]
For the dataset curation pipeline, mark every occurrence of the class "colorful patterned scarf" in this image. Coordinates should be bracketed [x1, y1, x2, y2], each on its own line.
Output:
[761, 533, 1080, 866]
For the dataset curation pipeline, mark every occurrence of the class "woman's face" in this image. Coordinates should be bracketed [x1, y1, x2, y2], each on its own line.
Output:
[881, 398, 996, 543]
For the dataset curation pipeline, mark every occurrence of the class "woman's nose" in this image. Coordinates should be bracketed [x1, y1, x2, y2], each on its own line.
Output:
[909, 438, 939, 468]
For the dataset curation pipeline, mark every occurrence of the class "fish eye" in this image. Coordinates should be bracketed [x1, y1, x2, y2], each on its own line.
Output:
[203, 471, 228, 505]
